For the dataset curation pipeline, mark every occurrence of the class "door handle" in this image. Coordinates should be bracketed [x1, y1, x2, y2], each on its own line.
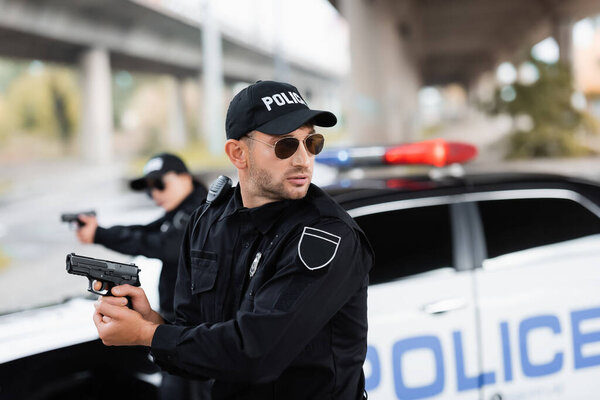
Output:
[422, 298, 466, 315]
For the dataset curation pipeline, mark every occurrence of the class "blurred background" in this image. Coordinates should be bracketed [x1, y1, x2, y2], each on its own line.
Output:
[0, 0, 600, 315]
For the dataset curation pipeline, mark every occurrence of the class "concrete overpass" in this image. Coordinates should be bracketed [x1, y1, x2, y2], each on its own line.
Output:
[0, 0, 342, 161]
[330, 0, 600, 144]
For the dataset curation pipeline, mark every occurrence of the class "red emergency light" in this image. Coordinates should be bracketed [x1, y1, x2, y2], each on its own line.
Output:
[383, 139, 478, 167]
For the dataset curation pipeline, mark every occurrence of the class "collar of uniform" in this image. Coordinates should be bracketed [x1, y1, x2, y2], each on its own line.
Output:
[165, 184, 206, 218]
[219, 184, 293, 234]
[219, 184, 244, 221]
[247, 198, 292, 234]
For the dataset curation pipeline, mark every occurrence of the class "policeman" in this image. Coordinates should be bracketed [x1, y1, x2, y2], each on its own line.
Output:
[93, 81, 374, 400]
[76, 153, 207, 400]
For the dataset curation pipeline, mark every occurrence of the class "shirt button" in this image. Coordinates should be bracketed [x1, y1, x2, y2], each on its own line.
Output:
[243, 242, 249, 248]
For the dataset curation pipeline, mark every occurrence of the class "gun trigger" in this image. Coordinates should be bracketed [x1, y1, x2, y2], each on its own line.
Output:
[88, 279, 110, 296]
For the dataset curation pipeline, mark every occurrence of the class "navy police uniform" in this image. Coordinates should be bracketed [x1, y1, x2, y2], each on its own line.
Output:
[150, 183, 374, 399]
[94, 183, 207, 321]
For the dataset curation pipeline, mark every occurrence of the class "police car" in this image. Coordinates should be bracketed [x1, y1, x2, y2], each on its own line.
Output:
[1, 140, 599, 400]
[318, 139, 600, 400]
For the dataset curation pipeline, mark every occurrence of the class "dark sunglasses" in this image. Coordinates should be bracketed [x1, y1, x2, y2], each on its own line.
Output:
[144, 177, 165, 197]
[246, 133, 325, 160]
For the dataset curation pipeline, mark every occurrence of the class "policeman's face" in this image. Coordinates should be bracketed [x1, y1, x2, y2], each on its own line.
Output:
[245, 126, 315, 203]
[149, 172, 192, 212]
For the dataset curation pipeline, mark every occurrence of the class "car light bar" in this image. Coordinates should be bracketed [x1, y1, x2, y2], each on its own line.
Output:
[316, 139, 477, 168]
[384, 139, 478, 167]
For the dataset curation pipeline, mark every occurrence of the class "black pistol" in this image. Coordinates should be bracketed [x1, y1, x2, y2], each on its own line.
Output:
[66, 253, 141, 298]
[61, 210, 96, 227]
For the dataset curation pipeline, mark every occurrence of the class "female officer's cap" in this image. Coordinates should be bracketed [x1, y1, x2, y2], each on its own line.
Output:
[129, 153, 188, 190]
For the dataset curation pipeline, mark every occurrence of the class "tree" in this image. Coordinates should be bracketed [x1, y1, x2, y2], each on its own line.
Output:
[484, 57, 597, 159]
[1, 62, 79, 143]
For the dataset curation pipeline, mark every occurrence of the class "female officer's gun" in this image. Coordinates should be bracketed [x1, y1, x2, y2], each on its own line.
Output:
[61, 210, 96, 227]
[66, 253, 141, 297]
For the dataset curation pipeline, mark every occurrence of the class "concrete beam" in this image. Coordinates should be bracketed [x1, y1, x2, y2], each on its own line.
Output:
[0, 0, 202, 73]
[554, 0, 600, 21]
[330, 0, 600, 86]
[0, 0, 342, 85]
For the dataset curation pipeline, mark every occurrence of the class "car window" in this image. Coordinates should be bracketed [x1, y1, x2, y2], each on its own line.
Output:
[354, 205, 453, 285]
[478, 197, 600, 259]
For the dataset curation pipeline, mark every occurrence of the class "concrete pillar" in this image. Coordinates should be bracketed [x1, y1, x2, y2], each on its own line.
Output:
[79, 47, 113, 162]
[201, 0, 225, 155]
[273, 0, 290, 82]
[554, 17, 574, 66]
[340, 0, 420, 145]
[166, 77, 187, 149]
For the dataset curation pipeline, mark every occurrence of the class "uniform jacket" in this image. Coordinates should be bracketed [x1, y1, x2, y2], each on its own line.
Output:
[151, 183, 374, 399]
[94, 183, 207, 321]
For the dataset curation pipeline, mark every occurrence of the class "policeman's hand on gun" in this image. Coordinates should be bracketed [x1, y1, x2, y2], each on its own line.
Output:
[93, 283, 164, 347]
[76, 214, 98, 244]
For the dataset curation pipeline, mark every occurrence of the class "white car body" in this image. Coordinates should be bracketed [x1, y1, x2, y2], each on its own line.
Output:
[347, 184, 600, 400]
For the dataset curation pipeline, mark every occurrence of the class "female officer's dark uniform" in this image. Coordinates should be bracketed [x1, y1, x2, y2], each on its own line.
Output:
[150, 182, 374, 399]
[94, 182, 206, 321]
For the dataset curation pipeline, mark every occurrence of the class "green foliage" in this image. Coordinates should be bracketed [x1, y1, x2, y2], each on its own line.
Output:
[0, 61, 80, 143]
[0, 60, 26, 94]
[0, 97, 10, 142]
[485, 57, 595, 159]
[506, 126, 591, 158]
[420, 123, 443, 139]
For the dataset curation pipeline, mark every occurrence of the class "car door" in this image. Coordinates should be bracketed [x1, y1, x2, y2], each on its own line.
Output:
[349, 198, 481, 400]
[472, 189, 600, 400]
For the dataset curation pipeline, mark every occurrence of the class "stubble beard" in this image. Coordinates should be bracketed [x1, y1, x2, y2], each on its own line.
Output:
[248, 157, 311, 202]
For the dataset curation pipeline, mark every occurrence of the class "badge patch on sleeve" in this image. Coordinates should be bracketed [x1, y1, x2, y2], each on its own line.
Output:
[298, 227, 341, 270]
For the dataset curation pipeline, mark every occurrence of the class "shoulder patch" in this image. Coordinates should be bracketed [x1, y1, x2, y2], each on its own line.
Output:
[297, 227, 341, 270]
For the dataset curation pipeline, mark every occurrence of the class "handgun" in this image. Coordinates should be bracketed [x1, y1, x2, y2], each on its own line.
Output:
[61, 210, 96, 227]
[66, 253, 141, 299]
